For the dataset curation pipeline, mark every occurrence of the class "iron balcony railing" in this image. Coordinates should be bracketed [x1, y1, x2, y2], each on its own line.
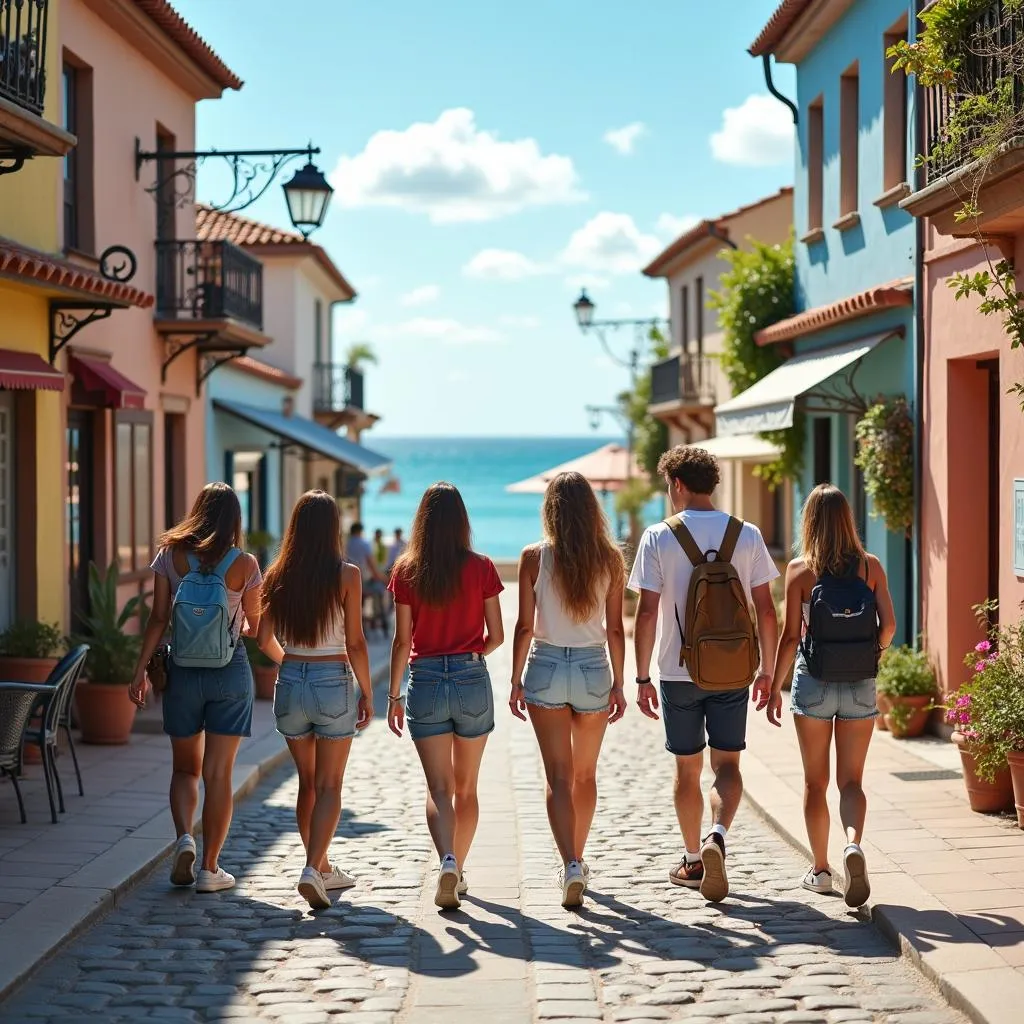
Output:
[650, 353, 718, 407]
[925, 0, 1024, 179]
[313, 363, 364, 413]
[155, 240, 263, 330]
[0, 0, 49, 115]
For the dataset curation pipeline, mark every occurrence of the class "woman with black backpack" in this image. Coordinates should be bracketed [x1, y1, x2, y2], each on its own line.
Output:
[764, 484, 896, 908]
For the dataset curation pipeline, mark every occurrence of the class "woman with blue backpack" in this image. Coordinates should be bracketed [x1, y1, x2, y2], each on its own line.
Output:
[763, 483, 896, 908]
[130, 482, 263, 894]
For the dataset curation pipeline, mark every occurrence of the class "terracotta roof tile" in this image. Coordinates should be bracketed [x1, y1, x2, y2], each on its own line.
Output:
[0, 239, 154, 309]
[749, 0, 815, 56]
[231, 356, 302, 390]
[135, 1, 242, 91]
[755, 278, 914, 345]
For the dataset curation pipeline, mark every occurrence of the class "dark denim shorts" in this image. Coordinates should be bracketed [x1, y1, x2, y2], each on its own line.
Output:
[406, 653, 494, 741]
[163, 642, 253, 739]
[660, 679, 749, 756]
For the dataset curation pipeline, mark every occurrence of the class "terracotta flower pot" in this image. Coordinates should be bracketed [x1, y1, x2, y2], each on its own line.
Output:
[875, 693, 891, 731]
[0, 655, 59, 683]
[252, 664, 278, 701]
[74, 681, 137, 745]
[884, 695, 932, 738]
[1006, 750, 1024, 830]
[952, 731, 1014, 814]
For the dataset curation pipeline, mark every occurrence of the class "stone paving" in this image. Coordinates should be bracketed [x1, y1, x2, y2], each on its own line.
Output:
[0, 590, 970, 1023]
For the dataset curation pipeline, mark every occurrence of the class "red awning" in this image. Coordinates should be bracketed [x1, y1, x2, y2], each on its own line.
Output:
[69, 355, 146, 410]
[0, 349, 65, 392]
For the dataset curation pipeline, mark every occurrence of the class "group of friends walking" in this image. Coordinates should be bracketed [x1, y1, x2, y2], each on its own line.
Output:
[128, 443, 894, 914]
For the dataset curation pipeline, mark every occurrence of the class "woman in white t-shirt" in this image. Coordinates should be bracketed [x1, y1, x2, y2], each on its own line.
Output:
[509, 472, 626, 908]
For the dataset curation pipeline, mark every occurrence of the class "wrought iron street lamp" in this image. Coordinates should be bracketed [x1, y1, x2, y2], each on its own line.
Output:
[282, 159, 334, 239]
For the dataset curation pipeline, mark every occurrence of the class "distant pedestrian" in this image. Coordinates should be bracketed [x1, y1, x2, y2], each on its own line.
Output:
[767, 483, 895, 907]
[348, 522, 388, 632]
[257, 491, 374, 910]
[130, 482, 262, 894]
[629, 446, 779, 903]
[373, 528, 387, 569]
[386, 483, 504, 910]
[509, 471, 626, 908]
[386, 527, 407, 573]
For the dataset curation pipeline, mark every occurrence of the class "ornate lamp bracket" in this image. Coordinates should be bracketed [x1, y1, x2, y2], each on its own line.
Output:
[198, 350, 249, 391]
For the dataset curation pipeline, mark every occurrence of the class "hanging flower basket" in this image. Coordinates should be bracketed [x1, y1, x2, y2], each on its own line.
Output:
[854, 397, 914, 536]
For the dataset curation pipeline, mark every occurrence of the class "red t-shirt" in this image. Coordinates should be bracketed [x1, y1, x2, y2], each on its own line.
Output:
[388, 553, 504, 659]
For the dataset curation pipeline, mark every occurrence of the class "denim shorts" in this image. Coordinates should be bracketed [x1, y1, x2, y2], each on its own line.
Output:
[274, 660, 359, 740]
[660, 680, 748, 756]
[523, 641, 611, 714]
[406, 653, 494, 741]
[163, 642, 253, 739]
[791, 654, 878, 721]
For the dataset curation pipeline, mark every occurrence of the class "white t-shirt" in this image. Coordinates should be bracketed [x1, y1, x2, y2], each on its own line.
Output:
[628, 510, 779, 682]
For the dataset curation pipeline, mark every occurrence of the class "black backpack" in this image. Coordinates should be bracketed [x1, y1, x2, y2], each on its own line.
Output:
[801, 556, 880, 683]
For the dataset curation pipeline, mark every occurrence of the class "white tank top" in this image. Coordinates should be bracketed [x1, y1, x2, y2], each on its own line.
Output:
[533, 543, 608, 647]
[281, 609, 347, 658]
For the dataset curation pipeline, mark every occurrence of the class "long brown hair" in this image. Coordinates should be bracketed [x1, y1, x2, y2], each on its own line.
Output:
[160, 482, 242, 567]
[392, 482, 471, 606]
[800, 483, 866, 578]
[261, 491, 345, 647]
[541, 471, 625, 622]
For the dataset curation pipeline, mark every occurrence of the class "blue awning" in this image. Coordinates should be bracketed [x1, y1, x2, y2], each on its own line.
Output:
[213, 399, 392, 477]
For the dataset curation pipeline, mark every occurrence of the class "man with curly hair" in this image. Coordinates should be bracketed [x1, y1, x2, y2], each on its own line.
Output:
[628, 444, 779, 903]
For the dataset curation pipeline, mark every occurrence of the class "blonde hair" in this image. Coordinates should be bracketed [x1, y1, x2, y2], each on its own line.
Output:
[541, 472, 625, 623]
[800, 484, 866, 578]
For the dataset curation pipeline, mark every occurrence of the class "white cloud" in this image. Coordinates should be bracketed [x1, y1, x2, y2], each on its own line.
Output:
[400, 284, 440, 307]
[564, 273, 609, 292]
[656, 212, 701, 239]
[331, 108, 585, 223]
[560, 212, 663, 275]
[500, 314, 542, 329]
[603, 122, 646, 155]
[710, 94, 795, 167]
[334, 307, 370, 333]
[463, 248, 548, 281]
[375, 317, 502, 346]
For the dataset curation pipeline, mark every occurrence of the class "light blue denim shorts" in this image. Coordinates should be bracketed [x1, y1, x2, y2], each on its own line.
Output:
[523, 641, 612, 714]
[406, 653, 494, 741]
[790, 653, 878, 722]
[274, 660, 359, 740]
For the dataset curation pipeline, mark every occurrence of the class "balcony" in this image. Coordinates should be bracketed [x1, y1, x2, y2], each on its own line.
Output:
[650, 353, 719, 410]
[312, 363, 377, 430]
[0, 0, 74, 163]
[902, 1, 1024, 236]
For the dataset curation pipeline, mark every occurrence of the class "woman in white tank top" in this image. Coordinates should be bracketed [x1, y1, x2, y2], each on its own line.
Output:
[509, 471, 626, 908]
[257, 490, 374, 910]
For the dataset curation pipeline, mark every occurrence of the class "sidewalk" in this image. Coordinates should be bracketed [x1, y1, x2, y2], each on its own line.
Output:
[743, 705, 1024, 1023]
[0, 636, 390, 1000]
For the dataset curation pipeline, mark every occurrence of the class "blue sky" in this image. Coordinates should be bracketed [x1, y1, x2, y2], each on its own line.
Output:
[173, 0, 795, 437]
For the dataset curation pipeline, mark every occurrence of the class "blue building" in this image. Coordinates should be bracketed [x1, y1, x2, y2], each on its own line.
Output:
[716, 0, 919, 641]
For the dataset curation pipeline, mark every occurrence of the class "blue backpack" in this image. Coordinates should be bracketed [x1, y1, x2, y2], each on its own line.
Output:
[170, 549, 242, 669]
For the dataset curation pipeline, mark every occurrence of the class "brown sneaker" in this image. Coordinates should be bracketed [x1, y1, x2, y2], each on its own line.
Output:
[699, 832, 729, 903]
[669, 857, 704, 888]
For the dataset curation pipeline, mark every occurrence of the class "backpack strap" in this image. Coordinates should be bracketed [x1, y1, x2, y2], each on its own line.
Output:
[211, 547, 242, 579]
[185, 551, 200, 573]
[666, 516, 705, 568]
[718, 517, 743, 563]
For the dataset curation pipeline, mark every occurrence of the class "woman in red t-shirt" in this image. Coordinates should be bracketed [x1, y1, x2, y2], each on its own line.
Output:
[387, 483, 504, 910]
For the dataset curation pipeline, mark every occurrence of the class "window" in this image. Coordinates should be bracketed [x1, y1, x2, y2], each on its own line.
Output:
[63, 66, 77, 250]
[695, 276, 704, 355]
[807, 97, 824, 234]
[884, 21, 909, 192]
[155, 129, 176, 242]
[812, 418, 832, 486]
[314, 298, 324, 365]
[680, 285, 690, 350]
[62, 56, 94, 254]
[839, 64, 860, 220]
[163, 412, 186, 530]
[115, 416, 153, 573]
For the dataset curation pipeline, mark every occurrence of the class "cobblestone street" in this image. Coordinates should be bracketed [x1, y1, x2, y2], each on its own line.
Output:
[1, 594, 967, 1023]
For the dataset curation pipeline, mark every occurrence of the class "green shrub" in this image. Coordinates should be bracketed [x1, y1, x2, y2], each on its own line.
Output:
[876, 644, 937, 698]
[0, 620, 64, 659]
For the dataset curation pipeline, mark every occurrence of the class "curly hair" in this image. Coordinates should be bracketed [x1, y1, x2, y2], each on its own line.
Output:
[656, 445, 720, 495]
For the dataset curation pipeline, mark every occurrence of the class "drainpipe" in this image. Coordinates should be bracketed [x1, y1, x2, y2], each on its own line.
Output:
[761, 54, 798, 124]
[912, 0, 926, 648]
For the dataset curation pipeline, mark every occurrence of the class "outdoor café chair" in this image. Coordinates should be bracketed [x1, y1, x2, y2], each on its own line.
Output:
[0, 682, 51, 824]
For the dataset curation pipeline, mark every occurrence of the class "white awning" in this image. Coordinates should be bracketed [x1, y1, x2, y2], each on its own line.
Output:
[688, 434, 781, 462]
[714, 333, 894, 437]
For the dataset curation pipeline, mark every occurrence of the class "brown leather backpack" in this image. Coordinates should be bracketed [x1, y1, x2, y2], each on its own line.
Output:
[668, 515, 759, 691]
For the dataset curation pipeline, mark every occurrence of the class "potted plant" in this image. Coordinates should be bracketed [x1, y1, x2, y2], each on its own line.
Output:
[244, 530, 275, 569]
[244, 636, 278, 701]
[0, 620, 64, 683]
[70, 561, 147, 745]
[876, 644, 937, 738]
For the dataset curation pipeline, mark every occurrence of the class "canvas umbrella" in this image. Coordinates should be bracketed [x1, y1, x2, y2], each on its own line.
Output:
[505, 442, 641, 495]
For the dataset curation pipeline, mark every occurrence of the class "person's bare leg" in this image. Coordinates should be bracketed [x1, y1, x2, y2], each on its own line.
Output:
[569, 711, 609, 860]
[794, 716, 834, 872]
[169, 735, 203, 838]
[200, 733, 243, 871]
[308, 737, 353, 871]
[452, 734, 489, 868]
[674, 752, 704, 854]
[708, 748, 743, 831]
[286, 735, 317, 861]
[834, 718, 874, 845]
[528, 705, 577, 863]
[413, 733, 457, 860]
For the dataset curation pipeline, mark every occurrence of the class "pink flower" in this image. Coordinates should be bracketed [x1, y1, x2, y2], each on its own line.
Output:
[976, 640, 992, 653]
[975, 661, 987, 673]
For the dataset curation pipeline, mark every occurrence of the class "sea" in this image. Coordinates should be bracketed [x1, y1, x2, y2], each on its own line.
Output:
[359, 437, 665, 562]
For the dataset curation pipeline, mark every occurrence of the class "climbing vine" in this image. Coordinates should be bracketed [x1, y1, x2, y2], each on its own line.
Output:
[854, 397, 915, 536]
[710, 233, 803, 488]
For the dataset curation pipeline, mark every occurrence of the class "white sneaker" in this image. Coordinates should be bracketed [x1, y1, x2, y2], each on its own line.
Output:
[321, 865, 356, 891]
[195, 867, 235, 893]
[170, 834, 196, 887]
[561, 861, 586, 908]
[843, 844, 871, 908]
[457, 871, 469, 896]
[298, 866, 330, 910]
[581, 860, 591, 884]
[801, 867, 833, 894]
[435, 855, 461, 910]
